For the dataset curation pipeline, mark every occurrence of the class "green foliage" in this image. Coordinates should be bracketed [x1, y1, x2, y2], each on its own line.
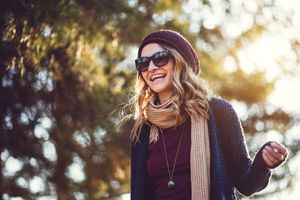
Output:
[218, 69, 274, 104]
[0, 0, 298, 199]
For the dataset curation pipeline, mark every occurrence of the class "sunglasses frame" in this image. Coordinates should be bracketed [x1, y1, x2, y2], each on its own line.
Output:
[135, 50, 171, 73]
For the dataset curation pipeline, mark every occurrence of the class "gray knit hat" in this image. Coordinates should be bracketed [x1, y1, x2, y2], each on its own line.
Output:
[138, 29, 200, 74]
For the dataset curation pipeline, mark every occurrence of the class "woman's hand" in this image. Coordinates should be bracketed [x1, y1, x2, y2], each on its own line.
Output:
[262, 142, 288, 169]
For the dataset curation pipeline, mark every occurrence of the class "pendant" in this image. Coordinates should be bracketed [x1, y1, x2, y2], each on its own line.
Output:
[168, 180, 176, 189]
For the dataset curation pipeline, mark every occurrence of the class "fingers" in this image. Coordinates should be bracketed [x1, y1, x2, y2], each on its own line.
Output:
[262, 142, 288, 168]
[262, 151, 275, 167]
[265, 146, 284, 160]
[270, 142, 288, 156]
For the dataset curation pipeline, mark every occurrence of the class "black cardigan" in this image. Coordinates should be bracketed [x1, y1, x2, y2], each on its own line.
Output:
[131, 98, 272, 200]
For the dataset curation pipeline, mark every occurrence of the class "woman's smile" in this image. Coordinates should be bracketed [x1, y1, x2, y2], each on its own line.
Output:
[150, 73, 166, 81]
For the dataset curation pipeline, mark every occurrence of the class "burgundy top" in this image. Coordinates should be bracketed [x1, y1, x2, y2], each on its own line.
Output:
[147, 118, 191, 200]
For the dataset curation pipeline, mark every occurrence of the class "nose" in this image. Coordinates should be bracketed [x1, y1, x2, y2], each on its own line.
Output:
[148, 60, 158, 71]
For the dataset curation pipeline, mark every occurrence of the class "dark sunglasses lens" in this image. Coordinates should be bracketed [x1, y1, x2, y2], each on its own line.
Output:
[153, 54, 169, 67]
[135, 58, 149, 72]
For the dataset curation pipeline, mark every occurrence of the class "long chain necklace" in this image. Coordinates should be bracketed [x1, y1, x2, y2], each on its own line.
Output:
[160, 122, 186, 190]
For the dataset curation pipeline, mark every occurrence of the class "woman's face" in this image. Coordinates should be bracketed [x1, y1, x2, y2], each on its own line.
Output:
[140, 43, 174, 102]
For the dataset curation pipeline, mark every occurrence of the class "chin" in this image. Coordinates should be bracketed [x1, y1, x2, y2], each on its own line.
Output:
[151, 86, 167, 93]
[147, 79, 173, 95]
[152, 86, 172, 95]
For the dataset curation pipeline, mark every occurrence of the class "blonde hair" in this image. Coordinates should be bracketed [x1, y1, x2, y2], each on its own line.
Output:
[121, 44, 210, 143]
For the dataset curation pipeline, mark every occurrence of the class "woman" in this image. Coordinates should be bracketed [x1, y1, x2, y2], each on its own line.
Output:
[129, 30, 288, 200]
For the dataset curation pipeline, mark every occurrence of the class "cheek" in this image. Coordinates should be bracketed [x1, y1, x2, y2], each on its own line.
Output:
[141, 70, 149, 79]
[166, 66, 174, 81]
[167, 74, 174, 87]
[141, 73, 150, 85]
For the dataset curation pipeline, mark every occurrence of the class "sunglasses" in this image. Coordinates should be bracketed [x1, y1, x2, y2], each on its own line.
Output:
[135, 50, 172, 73]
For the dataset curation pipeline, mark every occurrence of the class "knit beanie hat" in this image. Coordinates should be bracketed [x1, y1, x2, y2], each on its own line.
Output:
[138, 29, 200, 74]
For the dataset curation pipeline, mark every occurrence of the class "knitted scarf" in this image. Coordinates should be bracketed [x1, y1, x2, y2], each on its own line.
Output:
[145, 95, 210, 200]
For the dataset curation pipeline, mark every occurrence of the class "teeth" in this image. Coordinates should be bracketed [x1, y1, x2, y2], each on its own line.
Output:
[150, 73, 166, 81]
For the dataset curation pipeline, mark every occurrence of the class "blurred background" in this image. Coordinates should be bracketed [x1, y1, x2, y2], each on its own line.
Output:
[0, 0, 299, 199]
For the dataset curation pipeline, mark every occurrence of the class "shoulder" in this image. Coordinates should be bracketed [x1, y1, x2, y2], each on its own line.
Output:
[208, 97, 241, 125]
[208, 97, 243, 137]
[209, 97, 235, 115]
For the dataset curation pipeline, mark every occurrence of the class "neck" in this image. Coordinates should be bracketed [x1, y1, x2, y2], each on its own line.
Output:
[158, 91, 173, 104]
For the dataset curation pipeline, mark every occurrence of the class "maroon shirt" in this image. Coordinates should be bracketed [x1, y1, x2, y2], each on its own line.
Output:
[147, 118, 191, 200]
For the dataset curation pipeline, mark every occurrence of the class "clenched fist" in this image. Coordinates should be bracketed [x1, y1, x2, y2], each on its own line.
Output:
[262, 142, 288, 168]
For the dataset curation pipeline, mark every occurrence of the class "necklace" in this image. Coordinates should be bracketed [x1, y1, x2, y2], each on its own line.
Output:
[160, 122, 186, 190]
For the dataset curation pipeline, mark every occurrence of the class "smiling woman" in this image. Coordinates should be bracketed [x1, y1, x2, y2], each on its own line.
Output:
[123, 29, 288, 200]
[140, 44, 175, 104]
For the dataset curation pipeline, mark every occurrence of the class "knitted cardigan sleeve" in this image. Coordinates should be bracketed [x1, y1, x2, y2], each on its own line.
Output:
[212, 98, 272, 196]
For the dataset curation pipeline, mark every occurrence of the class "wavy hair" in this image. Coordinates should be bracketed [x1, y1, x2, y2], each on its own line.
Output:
[121, 44, 210, 143]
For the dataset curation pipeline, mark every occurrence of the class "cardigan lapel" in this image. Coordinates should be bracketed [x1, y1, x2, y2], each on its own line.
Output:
[208, 99, 237, 200]
[132, 123, 153, 200]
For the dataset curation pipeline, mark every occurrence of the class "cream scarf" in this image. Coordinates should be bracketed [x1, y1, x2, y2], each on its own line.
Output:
[145, 95, 210, 200]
